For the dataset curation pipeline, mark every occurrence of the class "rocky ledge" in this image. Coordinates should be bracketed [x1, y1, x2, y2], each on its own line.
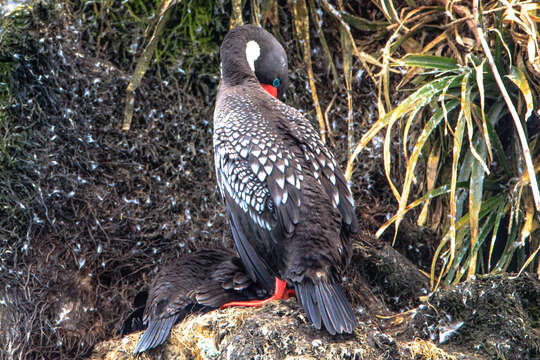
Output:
[90, 273, 539, 360]
[92, 300, 468, 360]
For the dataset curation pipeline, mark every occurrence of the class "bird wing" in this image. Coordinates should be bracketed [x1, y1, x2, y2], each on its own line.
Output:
[214, 93, 358, 292]
[214, 99, 304, 292]
[135, 277, 195, 354]
[275, 102, 359, 236]
[135, 249, 239, 354]
[195, 256, 267, 307]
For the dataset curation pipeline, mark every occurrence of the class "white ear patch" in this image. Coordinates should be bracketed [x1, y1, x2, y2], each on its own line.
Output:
[246, 40, 260, 73]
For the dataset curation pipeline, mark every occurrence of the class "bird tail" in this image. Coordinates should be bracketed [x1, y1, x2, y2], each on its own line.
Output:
[295, 279, 356, 335]
[133, 314, 179, 355]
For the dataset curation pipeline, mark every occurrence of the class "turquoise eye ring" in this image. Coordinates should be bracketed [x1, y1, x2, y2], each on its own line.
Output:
[272, 78, 280, 88]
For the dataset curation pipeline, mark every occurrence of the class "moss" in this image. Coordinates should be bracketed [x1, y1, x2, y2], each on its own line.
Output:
[66, 0, 229, 97]
[404, 338, 460, 360]
[0, 4, 35, 168]
[0, 1, 230, 358]
[407, 274, 540, 359]
[93, 300, 475, 359]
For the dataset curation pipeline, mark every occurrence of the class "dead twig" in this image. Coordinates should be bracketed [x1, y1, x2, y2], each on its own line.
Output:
[122, 0, 176, 131]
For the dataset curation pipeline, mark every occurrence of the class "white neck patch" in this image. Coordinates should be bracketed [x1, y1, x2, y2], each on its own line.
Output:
[245, 40, 260, 73]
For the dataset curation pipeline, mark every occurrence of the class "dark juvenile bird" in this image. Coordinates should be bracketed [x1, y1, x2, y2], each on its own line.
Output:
[130, 248, 267, 355]
[214, 25, 359, 335]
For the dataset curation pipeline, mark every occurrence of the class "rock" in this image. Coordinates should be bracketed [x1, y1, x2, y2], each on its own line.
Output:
[91, 299, 470, 360]
[406, 273, 540, 359]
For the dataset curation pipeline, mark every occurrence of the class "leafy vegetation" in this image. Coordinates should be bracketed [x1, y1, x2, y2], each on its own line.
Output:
[338, 0, 540, 287]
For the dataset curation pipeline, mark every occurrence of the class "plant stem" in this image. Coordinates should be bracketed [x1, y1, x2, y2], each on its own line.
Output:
[471, 0, 540, 211]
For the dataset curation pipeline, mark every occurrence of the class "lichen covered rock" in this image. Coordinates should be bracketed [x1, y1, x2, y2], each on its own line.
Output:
[92, 299, 472, 360]
[406, 274, 540, 359]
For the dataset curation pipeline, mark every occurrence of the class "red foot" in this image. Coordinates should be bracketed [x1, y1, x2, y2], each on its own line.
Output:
[220, 277, 296, 309]
[285, 288, 296, 298]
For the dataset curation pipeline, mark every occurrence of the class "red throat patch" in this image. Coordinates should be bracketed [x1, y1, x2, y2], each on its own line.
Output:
[261, 83, 278, 98]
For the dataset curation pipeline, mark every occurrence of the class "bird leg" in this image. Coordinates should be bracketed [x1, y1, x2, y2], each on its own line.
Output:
[220, 277, 296, 309]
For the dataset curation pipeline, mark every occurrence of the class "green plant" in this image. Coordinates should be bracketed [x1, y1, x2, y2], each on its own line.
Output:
[346, 0, 540, 287]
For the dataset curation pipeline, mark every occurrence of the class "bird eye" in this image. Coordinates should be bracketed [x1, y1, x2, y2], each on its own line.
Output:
[272, 78, 280, 88]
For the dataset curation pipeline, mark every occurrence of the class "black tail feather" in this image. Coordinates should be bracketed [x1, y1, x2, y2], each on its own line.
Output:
[315, 284, 335, 334]
[133, 314, 179, 355]
[297, 280, 321, 330]
[295, 279, 356, 335]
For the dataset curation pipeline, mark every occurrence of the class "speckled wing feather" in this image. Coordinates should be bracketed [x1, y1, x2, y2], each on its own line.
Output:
[214, 89, 358, 335]
[133, 249, 265, 355]
[214, 93, 304, 291]
[195, 256, 267, 307]
[133, 267, 201, 355]
[214, 89, 359, 280]
[274, 101, 358, 237]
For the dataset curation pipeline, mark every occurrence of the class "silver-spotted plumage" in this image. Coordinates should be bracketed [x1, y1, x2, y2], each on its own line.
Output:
[214, 94, 303, 234]
[214, 92, 356, 236]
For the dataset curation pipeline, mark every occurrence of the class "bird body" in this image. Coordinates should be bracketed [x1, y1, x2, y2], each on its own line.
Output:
[131, 248, 266, 354]
[214, 25, 358, 334]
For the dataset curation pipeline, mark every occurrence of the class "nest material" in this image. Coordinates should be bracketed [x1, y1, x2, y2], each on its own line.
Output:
[407, 274, 540, 359]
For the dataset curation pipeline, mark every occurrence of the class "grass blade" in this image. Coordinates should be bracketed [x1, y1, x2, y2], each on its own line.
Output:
[342, 13, 388, 31]
[485, 103, 512, 177]
[292, 0, 326, 142]
[488, 202, 507, 272]
[393, 102, 457, 242]
[468, 141, 486, 278]
[231, 0, 244, 27]
[341, 23, 354, 156]
[417, 143, 441, 226]
[473, 59, 493, 163]
[122, 0, 176, 131]
[474, 7, 540, 210]
[506, 65, 534, 121]
[345, 76, 461, 180]
[443, 79, 467, 283]
[376, 183, 456, 238]
[403, 55, 459, 70]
